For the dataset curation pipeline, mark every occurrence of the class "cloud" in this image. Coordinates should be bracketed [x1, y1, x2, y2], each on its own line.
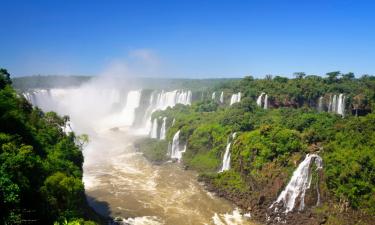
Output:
[99, 49, 162, 78]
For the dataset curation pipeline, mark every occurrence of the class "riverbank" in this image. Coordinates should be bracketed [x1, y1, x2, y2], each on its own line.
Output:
[135, 138, 374, 225]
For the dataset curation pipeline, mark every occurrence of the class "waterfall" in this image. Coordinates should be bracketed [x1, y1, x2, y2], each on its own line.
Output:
[121, 90, 142, 126]
[171, 130, 185, 161]
[264, 94, 269, 109]
[230, 92, 241, 105]
[220, 143, 231, 172]
[159, 117, 167, 140]
[172, 118, 176, 126]
[337, 94, 345, 117]
[318, 96, 323, 112]
[220, 133, 237, 172]
[141, 90, 192, 134]
[328, 94, 345, 117]
[256, 92, 265, 107]
[150, 118, 158, 139]
[332, 95, 337, 113]
[212, 92, 216, 100]
[219, 91, 224, 103]
[270, 154, 323, 213]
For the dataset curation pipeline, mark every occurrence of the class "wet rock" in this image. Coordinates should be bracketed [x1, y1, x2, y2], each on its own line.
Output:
[258, 195, 266, 205]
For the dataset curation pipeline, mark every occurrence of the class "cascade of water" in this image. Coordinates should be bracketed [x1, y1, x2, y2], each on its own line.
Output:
[212, 92, 216, 100]
[171, 130, 185, 161]
[270, 154, 323, 213]
[230, 92, 241, 105]
[172, 118, 176, 126]
[141, 90, 192, 134]
[150, 118, 158, 139]
[256, 92, 265, 107]
[219, 91, 224, 103]
[331, 95, 337, 113]
[220, 142, 231, 172]
[232, 132, 237, 139]
[328, 95, 332, 112]
[318, 96, 324, 112]
[264, 94, 269, 109]
[159, 117, 167, 140]
[337, 94, 345, 117]
[120, 90, 142, 126]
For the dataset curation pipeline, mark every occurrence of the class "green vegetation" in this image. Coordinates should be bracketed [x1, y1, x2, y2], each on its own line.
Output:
[142, 72, 375, 221]
[0, 69, 98, 224]
[135, 138, 169, 163]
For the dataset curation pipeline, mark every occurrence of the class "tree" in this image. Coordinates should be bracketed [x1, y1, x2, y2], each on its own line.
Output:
[294, 72, 306, 79]
[0, 68, 12, 89]
[326, 71, 341, 83]
[341, 72, 355, 81]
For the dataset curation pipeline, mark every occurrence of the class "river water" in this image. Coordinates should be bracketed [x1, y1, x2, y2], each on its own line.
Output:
[83, 129, 255, 225]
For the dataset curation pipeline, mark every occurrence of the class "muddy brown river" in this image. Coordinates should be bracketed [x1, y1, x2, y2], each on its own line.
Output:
[83, 130, 256, 225]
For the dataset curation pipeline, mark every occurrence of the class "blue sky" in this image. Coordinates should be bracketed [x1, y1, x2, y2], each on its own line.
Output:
[1, 0, 374, 78]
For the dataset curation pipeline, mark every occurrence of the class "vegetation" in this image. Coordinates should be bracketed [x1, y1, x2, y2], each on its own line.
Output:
[0, 69, 98, 224]
[142, 72, 375, 222]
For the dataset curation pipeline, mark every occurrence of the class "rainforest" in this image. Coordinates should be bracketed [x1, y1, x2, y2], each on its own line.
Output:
[1, 68, 374, 225]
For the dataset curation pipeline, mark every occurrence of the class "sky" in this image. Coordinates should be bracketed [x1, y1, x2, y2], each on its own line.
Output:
[0, 0, 375, 78]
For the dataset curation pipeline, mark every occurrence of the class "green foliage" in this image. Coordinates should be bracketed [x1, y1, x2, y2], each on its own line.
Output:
[0, 68, 12, 89]
[0, 70, 93, 224]
[135, 138, 169, 163]
[136, 72, 375, 219]
[323, 114, 375, 214]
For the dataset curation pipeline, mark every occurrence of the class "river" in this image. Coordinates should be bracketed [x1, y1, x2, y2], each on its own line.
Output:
[83, 129, 255, 225]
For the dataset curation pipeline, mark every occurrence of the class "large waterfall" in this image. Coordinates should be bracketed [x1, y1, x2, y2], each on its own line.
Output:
[328, 94, 345, 117]
[219, 92, 224, 103]
[269, 154, 323, 213]
[170, 130, 186, 161]
[23, 88, 144, 130]
[159, 117, 167, 140]
[120, 90, 142, 126]
[230, 92, 241, 105]
[142, 90, 192, 134]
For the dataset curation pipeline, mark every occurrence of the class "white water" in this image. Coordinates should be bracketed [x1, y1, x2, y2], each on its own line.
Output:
[170, 130, 185, 161]
[256, 92, 265, 107]
[337, 94, 345, 117]
[230, 92, 241, 105]
[212, 208, 246, 225]
[220, 92, 224, 103]
[119, 90, 142, 126]
[150, 118, 158, 139]
[212, 92, 216, 100]
[328, 94, 345, 117]
[318, 96, 323, 112]
[270, 154, 323, 213]
[263, 94, 268, 109]
[159, 117, 167, 140]
[142, 90, 192, 134]
[220, 143, 231, 172]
